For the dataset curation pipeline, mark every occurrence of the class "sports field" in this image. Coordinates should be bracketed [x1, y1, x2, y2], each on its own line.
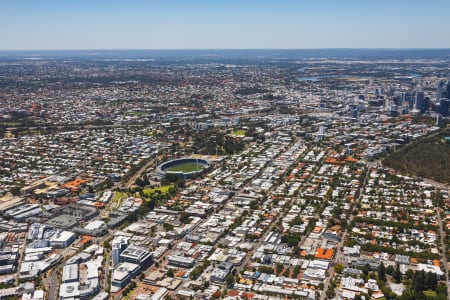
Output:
[143, 185, 174, 196]
[232, 129, 247, 136]
[166, 162, 204, 172]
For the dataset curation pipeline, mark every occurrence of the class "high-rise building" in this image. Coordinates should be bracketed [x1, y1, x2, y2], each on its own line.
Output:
[112, 236, 129, 267]
[388, 84, 395, 96]
[403, 92, 412, 108]
[393, 95, 402, 106]
[415, 91, 425, 111]
[376, 87, 384, 96]
[437, 81, 445, 101]
[423, 97, 430, 112]
[440, 99, 450, 116]
[436, 114, 443, 127]
[318, 125, 326, 141]
[446, 80, 450, 99]
[434, 103, 441, 114]
[408, 97, 414, 110]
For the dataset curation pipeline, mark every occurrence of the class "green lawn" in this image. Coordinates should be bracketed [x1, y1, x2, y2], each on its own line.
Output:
[423, 290, 437, 298]
[113, 191, 128, 202]
[0, 122, 20, 126]
[130, 111, 150, 116]
[143, 185, 174, 197]
[232, 129, 247, 136]
[166, 162, 203, 172]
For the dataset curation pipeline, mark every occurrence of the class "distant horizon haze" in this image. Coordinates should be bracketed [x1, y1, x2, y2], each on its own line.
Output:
[2, 49, 450, 61]
[2, 47, 450, 51]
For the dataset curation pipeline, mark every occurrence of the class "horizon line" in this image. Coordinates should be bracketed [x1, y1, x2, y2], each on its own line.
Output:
[2, 47, 450, 52]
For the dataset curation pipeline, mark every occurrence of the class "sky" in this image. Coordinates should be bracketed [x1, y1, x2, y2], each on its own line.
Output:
[1, 0, 450, 50]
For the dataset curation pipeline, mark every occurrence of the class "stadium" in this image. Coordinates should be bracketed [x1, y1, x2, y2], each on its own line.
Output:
[156, 158, 211, 179]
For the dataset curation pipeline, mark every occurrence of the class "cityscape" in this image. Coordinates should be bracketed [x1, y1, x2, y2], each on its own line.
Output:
[0, 49, 449, 300]
[1, 1, 450, 300]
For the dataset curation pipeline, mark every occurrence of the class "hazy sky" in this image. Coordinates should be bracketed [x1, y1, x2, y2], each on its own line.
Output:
[1, 0, 450, 50]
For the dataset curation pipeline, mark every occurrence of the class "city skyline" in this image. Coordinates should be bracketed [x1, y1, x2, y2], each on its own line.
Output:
[1, 0, 450, 50]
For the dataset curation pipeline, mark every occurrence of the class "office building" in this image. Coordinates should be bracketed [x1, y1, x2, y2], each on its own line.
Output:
[112, 236, 128, 267]
[62, 264, 79, 284]
[119, 245, 153, 269]
[440, 99, 450, 116]
[111, 262, 140, 292]
[415, 91, 425, 111]
[167, 255, 195, 268]
[437, 81, 445, 101]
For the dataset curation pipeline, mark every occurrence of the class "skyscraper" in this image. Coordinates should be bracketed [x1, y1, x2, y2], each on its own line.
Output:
[446, 80, 450, 99]
[112, 236, 129, 267]
[403, 92, 412, 109]
[440, 99, 450, 116]
[437, 81, 445, 101]
[318, 125, 326, 141]
[415, 91, 425, 111]
[423, 97, 430, 112]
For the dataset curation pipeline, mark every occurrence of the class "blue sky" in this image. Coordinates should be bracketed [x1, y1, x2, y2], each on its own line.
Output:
[1, 0, 450, 50]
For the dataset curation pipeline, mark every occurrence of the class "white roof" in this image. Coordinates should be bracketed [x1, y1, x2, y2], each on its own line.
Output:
[49, 231, 75, 243]
[85, 261, 100, 280]
[151, 288, 168, 300]
[32, 290, 44, 300]
[59, 282, 80, 299]
[113, 262, 140, 281]
[84, 220, 105, 230]
[83, 244, 99, 254]
[62, 264, 78, 283]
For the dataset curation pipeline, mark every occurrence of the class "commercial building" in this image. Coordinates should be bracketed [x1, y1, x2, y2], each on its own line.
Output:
[59, 282, 80, 300]
[167, 255, 195, 268]
[74, 220, 107, 237]
[111, 262, 141, 292]
[62, 264, 79, 283]
[119, 245, 153, 269]
[49, 231, 76, 249]
[112, 236, 129, 267]
[150, 288, 168, 300]
[0, 195, 24, 214]
[5, 204, 42, 222]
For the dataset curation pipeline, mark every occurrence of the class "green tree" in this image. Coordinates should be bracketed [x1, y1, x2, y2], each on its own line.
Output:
[291, 265, 300, 278]
[362, 263, 371, 276]
[378, 262, 386, 282]
[225, 273, 235, 287]
[326, 286, 336, 298]
[413, 270, 425, 292]
[386, 265, 395, 275]
[166, 268, 174, 277]
[406, 269, 414, 280]
[335, 264, 344, 274]
[10, 186, 21, 196]
[258, 265, 274, 274]
[435, 283, 447, 296]
[276, 263, 284, 275]
[103, 240, 111, 249]
[175, 178, 186, 188]
[135, 178, 146, 187]
[393, 264, 402, 283]
[427, 271, 437, 290]
[163, 222, 174, 231]
[180, 212, 191, 224]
